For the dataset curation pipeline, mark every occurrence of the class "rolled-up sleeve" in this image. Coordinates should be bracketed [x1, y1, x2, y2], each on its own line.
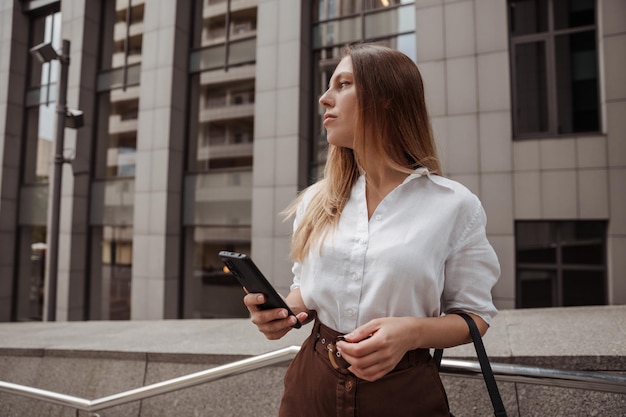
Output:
[441, 197, 500, 326]
[290, 261, 302, 291]
[288, 185, 316, 292]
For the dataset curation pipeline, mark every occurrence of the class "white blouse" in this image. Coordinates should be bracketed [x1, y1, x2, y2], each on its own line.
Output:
[290, 168, 500, 334]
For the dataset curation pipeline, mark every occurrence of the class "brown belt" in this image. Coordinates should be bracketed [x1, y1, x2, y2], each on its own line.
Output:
[311, 320, 431, 376]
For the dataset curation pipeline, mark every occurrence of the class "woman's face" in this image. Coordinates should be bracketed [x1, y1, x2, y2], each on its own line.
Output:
[319, 56, 358, 149]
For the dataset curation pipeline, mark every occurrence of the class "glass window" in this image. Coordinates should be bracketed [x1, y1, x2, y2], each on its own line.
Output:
[509, 0, 599, 138]
[89, 0, 143, 319]
[364, 4, 415, 39]
[553, 0, 594, 29]
[23, 11, 61, 185]
[15, 9, 61, 321]
[518, 270, 555, 308]
[554, 30, 599, 133]
[89, 226, 133, 320]
[364, 0, 412, 11]
[15, 226, 48, 321]
[183, 1, 257, 318]
[515, 221, 607, 308]
[189, 2, 256, 72]
[313, 0, 362, 21]
[95, 0, 144, 179]
[182, 227, 250, 318]
[312, 17, 362, 49]
[509, 0, 548, 36]
[228, 38, 257, 67]
[514, 41, 548, 134]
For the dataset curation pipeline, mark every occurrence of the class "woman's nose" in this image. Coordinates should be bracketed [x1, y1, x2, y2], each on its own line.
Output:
[319, 89, 332, 108]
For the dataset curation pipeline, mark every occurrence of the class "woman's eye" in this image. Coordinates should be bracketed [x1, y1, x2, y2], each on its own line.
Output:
[338, 81, 350, 88]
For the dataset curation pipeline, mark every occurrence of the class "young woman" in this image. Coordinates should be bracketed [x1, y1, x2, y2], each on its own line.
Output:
[244, 43, 500, 417]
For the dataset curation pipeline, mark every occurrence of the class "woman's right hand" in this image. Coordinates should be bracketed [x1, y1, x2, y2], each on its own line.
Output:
[243, 292, 310, 340]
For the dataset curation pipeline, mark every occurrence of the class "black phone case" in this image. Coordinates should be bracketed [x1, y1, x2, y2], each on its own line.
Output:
[218, 251, 302, 329]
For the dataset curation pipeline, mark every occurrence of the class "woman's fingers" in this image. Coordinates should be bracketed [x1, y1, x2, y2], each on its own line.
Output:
[243, 292, 265, 310]
[243, 292, 298, 340]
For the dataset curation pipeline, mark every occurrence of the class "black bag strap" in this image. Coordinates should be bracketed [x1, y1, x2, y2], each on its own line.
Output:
[434, 313, 507, 417]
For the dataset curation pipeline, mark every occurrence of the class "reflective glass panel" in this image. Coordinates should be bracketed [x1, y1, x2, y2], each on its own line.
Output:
[96, 64, 141, 92]
[554, 0, 595, 30]
[364, 0, 413, 11]
[518, 270, 554, 308]
[24, 12, 61, 185]
[514, 41, 548, 134]
[95, 92, 139, 178]
[364, 4, 415, 39]
[184, 1, 257, 318]
[516, 221, 607, 308]
[15, 226, 47, 321]
[16, 9, 60, 322]
[554, 31, 599, 134]
[182, 227, 250, 318]
[95, 0, 144, 179]
[509, 0, 548, 36]
[313, 0, 363, 21]
[563, 270, 605, 306]
[228, 38, 257, 67]
[190, 45, 227, 72]
[100, 225, 133, 320]
[375, 33, 417, 62]
[184, 172, 252, 226]
[18, 184, 49, 226]
[313, 17, 362, 48]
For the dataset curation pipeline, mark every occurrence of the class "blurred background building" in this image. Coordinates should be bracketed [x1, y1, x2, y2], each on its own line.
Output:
[0, 0, 624, 322]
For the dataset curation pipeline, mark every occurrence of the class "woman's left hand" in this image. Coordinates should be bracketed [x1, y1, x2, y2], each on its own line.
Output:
[336, 317, 418, 382]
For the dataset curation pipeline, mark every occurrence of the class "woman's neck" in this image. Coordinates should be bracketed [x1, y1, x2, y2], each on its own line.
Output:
[362, 161, 407, 191]
[362, 164, 408, 218]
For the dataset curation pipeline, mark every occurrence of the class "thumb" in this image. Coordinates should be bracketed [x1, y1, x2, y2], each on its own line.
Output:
[345, 321, 379, 343]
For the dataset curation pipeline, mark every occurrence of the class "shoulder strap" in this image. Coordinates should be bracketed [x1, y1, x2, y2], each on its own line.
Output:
[435, 313, 508, 417]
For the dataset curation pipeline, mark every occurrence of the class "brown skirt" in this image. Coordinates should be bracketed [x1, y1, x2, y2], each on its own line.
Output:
[279, 320, 451, 417]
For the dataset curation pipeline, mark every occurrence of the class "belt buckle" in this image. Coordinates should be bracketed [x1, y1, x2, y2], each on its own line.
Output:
[327, 335, 351, 374]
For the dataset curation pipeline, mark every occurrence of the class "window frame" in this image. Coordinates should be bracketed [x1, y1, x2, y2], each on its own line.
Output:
[515, 220, 608, 309]
[508, 0, 601, 140]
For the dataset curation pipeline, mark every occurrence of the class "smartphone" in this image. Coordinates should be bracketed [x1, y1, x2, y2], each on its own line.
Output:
[218, 250, 302, 329]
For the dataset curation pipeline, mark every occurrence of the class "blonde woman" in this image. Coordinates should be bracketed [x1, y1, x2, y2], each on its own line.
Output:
[244, 43, 500, 417]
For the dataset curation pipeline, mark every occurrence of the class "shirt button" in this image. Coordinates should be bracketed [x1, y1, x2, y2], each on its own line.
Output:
[345, 380, 353, 391]
[375, 215, 382, 221]
[351, 273, 358, 281]
[346, 308, 355, 317]
[358, 238, 366, 245]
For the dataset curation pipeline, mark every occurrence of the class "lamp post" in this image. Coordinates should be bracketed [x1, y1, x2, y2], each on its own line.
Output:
[30, 39, 83, 321]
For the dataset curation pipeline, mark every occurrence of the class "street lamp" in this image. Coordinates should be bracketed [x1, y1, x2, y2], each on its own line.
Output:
[30, 39, 83, 321]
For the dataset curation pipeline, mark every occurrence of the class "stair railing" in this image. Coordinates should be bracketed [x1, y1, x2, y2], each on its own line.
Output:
[0, 345, 625, 413]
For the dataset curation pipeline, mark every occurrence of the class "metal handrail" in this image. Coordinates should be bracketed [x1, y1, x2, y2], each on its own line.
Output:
[0, 346, 300, 412]
[442, 358, 626, 394]
[1, 345, 625, 413]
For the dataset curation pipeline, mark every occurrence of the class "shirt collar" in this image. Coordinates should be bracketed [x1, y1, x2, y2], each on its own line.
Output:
[403, 167, 454, 191]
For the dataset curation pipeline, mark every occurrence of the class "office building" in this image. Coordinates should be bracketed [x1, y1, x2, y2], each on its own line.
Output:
[0, 0, 624, 322]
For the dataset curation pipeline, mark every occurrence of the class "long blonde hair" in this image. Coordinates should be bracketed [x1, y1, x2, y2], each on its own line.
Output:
[288, 43, 441, 262]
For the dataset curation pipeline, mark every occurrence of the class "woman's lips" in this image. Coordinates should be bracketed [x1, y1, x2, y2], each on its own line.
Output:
[323, 114, 336, 126]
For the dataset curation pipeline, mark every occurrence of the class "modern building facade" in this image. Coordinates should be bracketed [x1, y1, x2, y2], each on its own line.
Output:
[0, 0, 624, 322]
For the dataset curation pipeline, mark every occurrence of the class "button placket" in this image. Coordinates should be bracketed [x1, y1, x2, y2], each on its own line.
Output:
[345, 380, 353, 391]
